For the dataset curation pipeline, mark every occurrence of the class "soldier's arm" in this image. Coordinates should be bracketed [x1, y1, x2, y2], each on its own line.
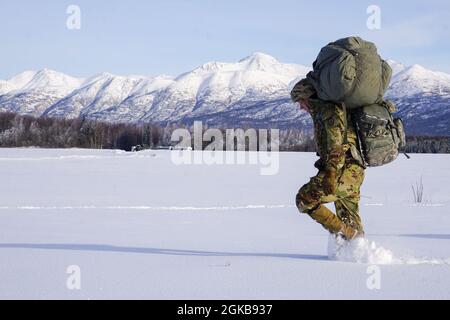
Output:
[322, 104, 348, 173]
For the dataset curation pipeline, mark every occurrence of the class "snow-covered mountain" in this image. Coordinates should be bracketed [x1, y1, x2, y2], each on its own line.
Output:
[0, 69, 84, 116]
[43, 73, 147, 119]
[0, 53, 449, 135]
[137, 53, 310, 127]
[386, 63, 450, 135]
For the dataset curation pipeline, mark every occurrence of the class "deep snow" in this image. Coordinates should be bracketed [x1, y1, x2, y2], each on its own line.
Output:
[0, 148, 449, 299]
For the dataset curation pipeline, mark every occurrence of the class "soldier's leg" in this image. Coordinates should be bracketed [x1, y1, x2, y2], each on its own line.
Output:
[335, 198, 363, 232]
[296, 172, 336, 213]
[334, 162, 365, 233]
[296, 173, 348, 235]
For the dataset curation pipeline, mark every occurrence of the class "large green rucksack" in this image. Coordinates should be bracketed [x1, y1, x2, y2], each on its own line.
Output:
[351, 100, 406, 167]
[307, 37, 392, 109]
[307, 36, 406, 167]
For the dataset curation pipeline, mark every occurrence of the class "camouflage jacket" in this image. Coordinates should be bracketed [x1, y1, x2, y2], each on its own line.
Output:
[308, 99, 365, 172]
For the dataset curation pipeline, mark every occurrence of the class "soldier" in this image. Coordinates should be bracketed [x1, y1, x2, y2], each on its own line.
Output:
[291, 79, 366, 240]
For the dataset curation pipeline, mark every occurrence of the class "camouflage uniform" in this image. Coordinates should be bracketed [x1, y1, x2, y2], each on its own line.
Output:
[292, 80, 366, 233]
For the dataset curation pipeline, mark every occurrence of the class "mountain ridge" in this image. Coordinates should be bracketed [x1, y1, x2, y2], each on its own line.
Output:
[0, 53, 449, 135]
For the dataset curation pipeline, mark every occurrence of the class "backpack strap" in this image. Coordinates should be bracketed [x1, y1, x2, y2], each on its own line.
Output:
[341, 102, 349, 145]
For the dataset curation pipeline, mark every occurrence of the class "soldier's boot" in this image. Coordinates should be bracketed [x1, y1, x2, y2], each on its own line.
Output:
[309, 205, 362, 241]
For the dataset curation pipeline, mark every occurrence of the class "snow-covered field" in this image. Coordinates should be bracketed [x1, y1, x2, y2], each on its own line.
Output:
[0, 148, 449, 299]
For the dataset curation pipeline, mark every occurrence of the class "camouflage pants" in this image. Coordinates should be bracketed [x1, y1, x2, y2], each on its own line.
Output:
[296, 160, 365, 232]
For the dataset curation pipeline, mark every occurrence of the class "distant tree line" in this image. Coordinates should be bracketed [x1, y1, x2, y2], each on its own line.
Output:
[0, 112, 449, 153]
[404, 135, 450, 154]
[0, 112, 173, 151]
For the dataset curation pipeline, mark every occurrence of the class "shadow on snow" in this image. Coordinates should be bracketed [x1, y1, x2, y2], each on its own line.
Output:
[0, 243, 328, 261]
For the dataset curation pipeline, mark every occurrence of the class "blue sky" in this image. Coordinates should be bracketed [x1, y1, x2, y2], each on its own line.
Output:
[1, 0, 449, 79]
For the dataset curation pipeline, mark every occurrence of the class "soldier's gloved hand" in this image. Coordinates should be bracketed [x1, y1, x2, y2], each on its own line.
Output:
[322, 169, 338, 195]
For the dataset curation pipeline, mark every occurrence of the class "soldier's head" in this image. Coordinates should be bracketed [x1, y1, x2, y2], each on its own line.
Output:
[291, 78, 316, 113]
